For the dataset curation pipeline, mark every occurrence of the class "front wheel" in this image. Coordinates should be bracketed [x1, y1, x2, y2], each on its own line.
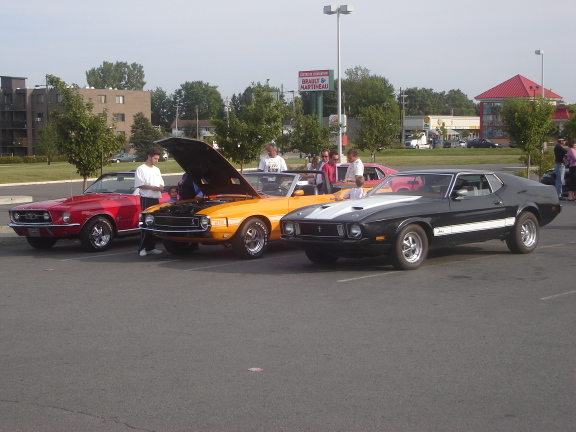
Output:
[163, 239, 198, 255]
[79, 217, 113, 252]
[232, 217, 268, 259]
[506, 212, 539, 254]
[389, 224, 428, 270]
[304, 249, 339, 264]
[26, 237, 58, 249]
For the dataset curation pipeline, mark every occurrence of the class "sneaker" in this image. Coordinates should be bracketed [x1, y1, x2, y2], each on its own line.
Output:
[139, 249, 147, 257]
[146, 249, 163, 255]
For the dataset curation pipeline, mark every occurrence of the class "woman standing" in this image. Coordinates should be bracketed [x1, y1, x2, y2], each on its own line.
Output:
[567, 139, 576, 201]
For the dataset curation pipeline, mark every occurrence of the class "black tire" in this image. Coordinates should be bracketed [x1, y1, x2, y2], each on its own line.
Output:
[506, 212, 539, 254]
[79, 217, 114, 252]
[389, 224, 428, 270]
[232, 217, 269, 259]
[304, 249, 339, 264]
[469, 145, 474, 149]
[163, 239, 199, 255]
[26, 237, 57, 249]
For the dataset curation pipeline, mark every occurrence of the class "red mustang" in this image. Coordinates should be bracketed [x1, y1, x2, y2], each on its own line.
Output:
[9, 171, 169, 252]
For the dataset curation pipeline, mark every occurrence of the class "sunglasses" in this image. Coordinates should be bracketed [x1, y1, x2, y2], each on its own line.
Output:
[322, 155, 329, 158]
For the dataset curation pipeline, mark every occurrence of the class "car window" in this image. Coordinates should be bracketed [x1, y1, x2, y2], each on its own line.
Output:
[85, 174, 135, 194]
[369, 173, 452, 197]
[486, 174, 504, 192]
[453, 174, 492, 196]
[244, 173, 296, 197]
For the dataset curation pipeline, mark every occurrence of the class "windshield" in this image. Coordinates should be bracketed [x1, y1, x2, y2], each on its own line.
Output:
[369, 173, 454, 198]
[84, 173, 136, 195]
[244, 173, 298, 197]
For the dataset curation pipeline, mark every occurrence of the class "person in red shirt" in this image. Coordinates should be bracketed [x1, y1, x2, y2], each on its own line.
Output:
[322, 151, 339, 183]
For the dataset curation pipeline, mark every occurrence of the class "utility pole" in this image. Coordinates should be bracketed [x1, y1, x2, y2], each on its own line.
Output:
[399, 89, 408, 144]
[174, 103, 181, 137]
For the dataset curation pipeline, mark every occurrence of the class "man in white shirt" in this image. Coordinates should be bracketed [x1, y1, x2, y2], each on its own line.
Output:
[344, 148, 364, 183]
[258, 144, 287, 173]
[135, 147, 165, 256]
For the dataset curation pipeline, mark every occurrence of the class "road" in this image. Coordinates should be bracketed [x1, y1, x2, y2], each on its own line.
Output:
[1, 168, 575, 431]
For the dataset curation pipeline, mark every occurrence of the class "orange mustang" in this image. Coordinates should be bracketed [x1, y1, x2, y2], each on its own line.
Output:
[139, 138, 345, 259]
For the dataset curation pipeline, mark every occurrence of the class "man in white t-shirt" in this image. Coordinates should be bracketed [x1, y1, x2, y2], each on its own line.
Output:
[258, 144, 287, 173]
[344, 148, 364, 183]
[135, 147, 165, 256]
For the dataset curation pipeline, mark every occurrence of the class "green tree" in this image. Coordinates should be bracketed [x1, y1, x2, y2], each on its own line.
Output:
[173, 81, 223, 120]
[501, 97, 556, 175]
[342, 66, 396, 118]
[47, 75, 124, 189]
[36, 123, 60, 165]
[289, 98, 331, 156]
[561, 111, 576, 141]
[86, 61, 146, 90]
[355, 104, 401, 162]
[130, 112, 164, 157]
[150, 87, 173, 130]
[212, 87, 284, 172]
[444, 89, 479, 116]
[404, 88, 446, 115]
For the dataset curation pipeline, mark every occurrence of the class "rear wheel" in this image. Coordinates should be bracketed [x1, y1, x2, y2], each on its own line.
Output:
[389, 224, 428, 270]
[26, 237, 57, 249]
[506, 212, 539, 254]
[163, 239, 199, 255]
[304, 249, 339, 264]
[79, 217, 113, 252]
[232, 217, 268, 259]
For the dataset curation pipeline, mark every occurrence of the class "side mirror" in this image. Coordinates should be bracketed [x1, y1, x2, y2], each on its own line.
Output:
[293, 189, 304, 197]
[452, 189, 468, 199]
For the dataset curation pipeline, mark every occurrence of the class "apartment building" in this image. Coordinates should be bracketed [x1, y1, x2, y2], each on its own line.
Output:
[0, 75, 151, 156]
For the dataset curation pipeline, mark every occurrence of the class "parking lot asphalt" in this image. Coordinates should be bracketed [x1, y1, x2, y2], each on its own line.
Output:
[1, 196, 574, 431]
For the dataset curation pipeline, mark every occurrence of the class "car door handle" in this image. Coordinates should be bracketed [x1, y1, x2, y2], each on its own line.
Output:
[494, 200, 503, 205]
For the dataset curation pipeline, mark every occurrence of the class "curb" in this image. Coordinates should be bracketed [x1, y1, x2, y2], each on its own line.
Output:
[0, 196, 33, 205]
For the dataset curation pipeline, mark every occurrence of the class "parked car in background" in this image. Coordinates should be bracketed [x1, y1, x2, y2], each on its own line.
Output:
[9, 172, 170, 252]
[281, 170, 561, 270]
[404, 135, 430, 149]
[335, 163, 397, 185]
[467, 139, 502, 148]
[541, 168, 569, 197]
[110, 152, 137, 163]
[443, 140, 467, 148]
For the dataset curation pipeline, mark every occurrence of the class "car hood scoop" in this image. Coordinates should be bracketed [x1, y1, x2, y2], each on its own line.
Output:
[155, 137, 259, 198]
[307, 196, 421, 220]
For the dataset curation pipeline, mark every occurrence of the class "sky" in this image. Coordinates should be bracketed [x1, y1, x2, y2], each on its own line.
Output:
[4, 0, 576, 105]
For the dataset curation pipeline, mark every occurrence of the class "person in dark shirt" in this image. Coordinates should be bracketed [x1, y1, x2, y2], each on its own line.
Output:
[554, 138, 568, 199]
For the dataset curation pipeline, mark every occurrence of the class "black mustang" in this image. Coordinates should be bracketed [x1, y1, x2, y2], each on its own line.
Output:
[280, 170, 561, 270]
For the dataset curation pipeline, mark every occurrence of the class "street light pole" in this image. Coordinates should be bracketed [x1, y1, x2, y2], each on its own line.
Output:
[324, 4, 354, 160]
[535, 50, 544, 97]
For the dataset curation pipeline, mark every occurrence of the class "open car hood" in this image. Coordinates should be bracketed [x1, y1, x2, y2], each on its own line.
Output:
[155, 137, 259, 197]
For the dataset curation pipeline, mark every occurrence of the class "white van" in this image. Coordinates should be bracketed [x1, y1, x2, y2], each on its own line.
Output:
[404, 134, 430, 149]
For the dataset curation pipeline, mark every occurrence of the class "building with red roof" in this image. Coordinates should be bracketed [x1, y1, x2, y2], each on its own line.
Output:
[474, 74, 568, 143]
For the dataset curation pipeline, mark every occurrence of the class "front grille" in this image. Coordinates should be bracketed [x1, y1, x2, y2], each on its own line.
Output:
[153, 215, 200, 229]
[297, 222, 344, 238]
[11, 210, 51, 224]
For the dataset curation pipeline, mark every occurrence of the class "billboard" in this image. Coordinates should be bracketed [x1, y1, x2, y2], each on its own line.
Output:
[298, 70, 334, 92]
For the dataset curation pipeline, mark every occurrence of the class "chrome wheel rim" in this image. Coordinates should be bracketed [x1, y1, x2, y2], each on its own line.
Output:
[521, 219, 538, 248]
[244, 226, 265, 254]
[91, 224, 111, 248]
[402, 232, 423, 263]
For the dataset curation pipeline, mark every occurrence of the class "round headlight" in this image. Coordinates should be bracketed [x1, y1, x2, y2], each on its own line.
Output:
[43, 212, 50, 221]
[12, 212, 20, 222]
[284, 222, 294, 235]
[62, 212, 71, 223]
[200, 215, 210, 230]
[348, 223, 362, 239]
[144, 214, 155, 227]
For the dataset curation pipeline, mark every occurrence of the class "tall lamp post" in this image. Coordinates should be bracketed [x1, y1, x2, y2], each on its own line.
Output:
[535, 50, 544, 97]
[323, 4, 354, 160]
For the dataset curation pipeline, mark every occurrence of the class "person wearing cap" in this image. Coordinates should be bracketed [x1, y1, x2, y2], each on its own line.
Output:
[554, 138, 568, 200]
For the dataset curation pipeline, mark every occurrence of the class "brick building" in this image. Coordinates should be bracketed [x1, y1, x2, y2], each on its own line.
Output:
[0, 76, 151, 156]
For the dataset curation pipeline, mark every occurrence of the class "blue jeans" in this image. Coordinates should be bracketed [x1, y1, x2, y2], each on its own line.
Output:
[554, 163, 565, 197]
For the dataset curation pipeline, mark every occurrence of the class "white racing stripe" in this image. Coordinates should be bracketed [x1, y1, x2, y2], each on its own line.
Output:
[434, 217, 516, 236]
[304, 196, 420, 220]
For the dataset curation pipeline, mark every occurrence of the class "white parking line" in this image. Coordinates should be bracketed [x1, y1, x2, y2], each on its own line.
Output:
[60, 251, 135, 261]
[540, 290, 576, 301]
